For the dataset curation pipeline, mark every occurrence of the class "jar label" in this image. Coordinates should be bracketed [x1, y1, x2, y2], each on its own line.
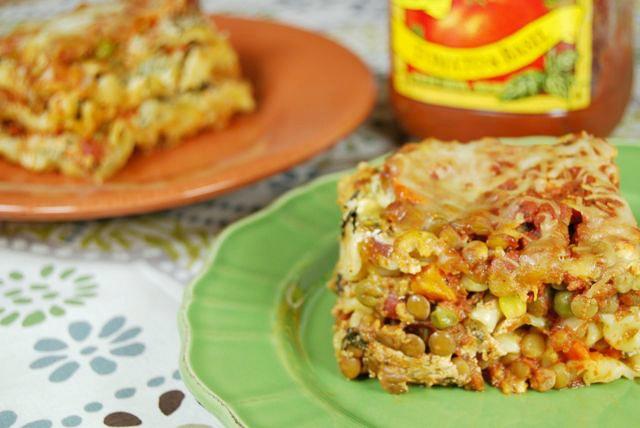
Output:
[391, 0, 593, 114]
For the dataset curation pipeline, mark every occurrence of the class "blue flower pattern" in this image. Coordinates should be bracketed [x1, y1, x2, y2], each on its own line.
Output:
[0, 411, 52, 428]
[30, 316, 145, 382]
[0, 410, 83, 428]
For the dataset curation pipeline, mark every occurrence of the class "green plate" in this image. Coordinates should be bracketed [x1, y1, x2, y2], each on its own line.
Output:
[179, 138, 640, 428]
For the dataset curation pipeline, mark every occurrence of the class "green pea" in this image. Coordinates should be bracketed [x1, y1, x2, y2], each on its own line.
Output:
[430, 306, 459, 329]
[554, 291, 573, 318]
[95, 39, 116, 60]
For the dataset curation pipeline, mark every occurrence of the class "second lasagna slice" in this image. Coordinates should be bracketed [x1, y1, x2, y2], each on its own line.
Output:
[331, 134, 640, 394]
[0, 0, 255, 180]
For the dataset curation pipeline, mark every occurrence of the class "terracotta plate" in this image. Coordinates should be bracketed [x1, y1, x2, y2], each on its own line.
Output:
[0, 15, 375, 221]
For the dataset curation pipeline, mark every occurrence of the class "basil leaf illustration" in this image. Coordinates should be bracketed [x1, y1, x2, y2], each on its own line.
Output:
[500, 70, 546, 100]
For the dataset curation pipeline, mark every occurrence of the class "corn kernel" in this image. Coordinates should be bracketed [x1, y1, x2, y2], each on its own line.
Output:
[461, 275, 488, 292]
[97, 74, 124, 107]
[394, 231, 438, 273]
[439, 225, 464, 249]
[499, 294, 527, 319]
[466, 214, 492, 236]
[462, 241, 489, 264]
[487, 233, 515, 250]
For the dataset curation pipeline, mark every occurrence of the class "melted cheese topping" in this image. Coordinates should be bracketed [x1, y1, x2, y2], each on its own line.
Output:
[339, 134, 640, 296]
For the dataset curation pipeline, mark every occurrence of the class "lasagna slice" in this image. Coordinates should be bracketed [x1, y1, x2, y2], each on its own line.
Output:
[330, 134, 640, 394]
[0, 0, 254, 180]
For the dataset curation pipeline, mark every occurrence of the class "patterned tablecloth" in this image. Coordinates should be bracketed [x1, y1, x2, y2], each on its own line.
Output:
[0, 1, 639, 427]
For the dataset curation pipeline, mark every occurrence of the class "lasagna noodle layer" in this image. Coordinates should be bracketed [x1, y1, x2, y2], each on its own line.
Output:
[0, 81, 253, 179]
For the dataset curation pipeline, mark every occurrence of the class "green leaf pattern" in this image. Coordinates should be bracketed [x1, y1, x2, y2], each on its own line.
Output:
[0, 215, 212, 269]
[499, 48, 578, 101]
[500, 70, 546, 101]
[543, 49, 577, 98]
[0, 265, 98, 327]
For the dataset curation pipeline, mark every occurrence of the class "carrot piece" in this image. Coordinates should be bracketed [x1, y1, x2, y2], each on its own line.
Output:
[565, 341, 590, 360]
[601, 348, 623, 360]
[411, 265, 457, 302]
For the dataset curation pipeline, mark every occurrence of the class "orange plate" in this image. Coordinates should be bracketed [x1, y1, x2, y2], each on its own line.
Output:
[0, 15, 375, 221]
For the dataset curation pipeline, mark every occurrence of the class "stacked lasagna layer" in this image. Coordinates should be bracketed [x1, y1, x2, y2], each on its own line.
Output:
[0, 0, 254, 180]
[331, 134, 640, 394]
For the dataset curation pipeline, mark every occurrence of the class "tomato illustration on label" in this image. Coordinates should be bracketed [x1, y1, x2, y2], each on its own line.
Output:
[406, 0, 548, 47]
[391, 0, 594, 114]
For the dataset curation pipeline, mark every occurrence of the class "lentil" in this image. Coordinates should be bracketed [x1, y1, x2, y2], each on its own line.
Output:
[521, 331, 546, 359]
[552, 363, 571, 389]
[509, 360, 531, 379]
[531, 368, 556, 392]
[339, 356, 361, 379]
[428, 331, 456, 356]
[570, 295, 598, 319]
[401, 334, 426, 357]
[406, 294, 431, 320]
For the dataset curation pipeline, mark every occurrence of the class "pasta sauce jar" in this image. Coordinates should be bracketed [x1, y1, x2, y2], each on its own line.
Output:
[389, 0, 634, 140]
